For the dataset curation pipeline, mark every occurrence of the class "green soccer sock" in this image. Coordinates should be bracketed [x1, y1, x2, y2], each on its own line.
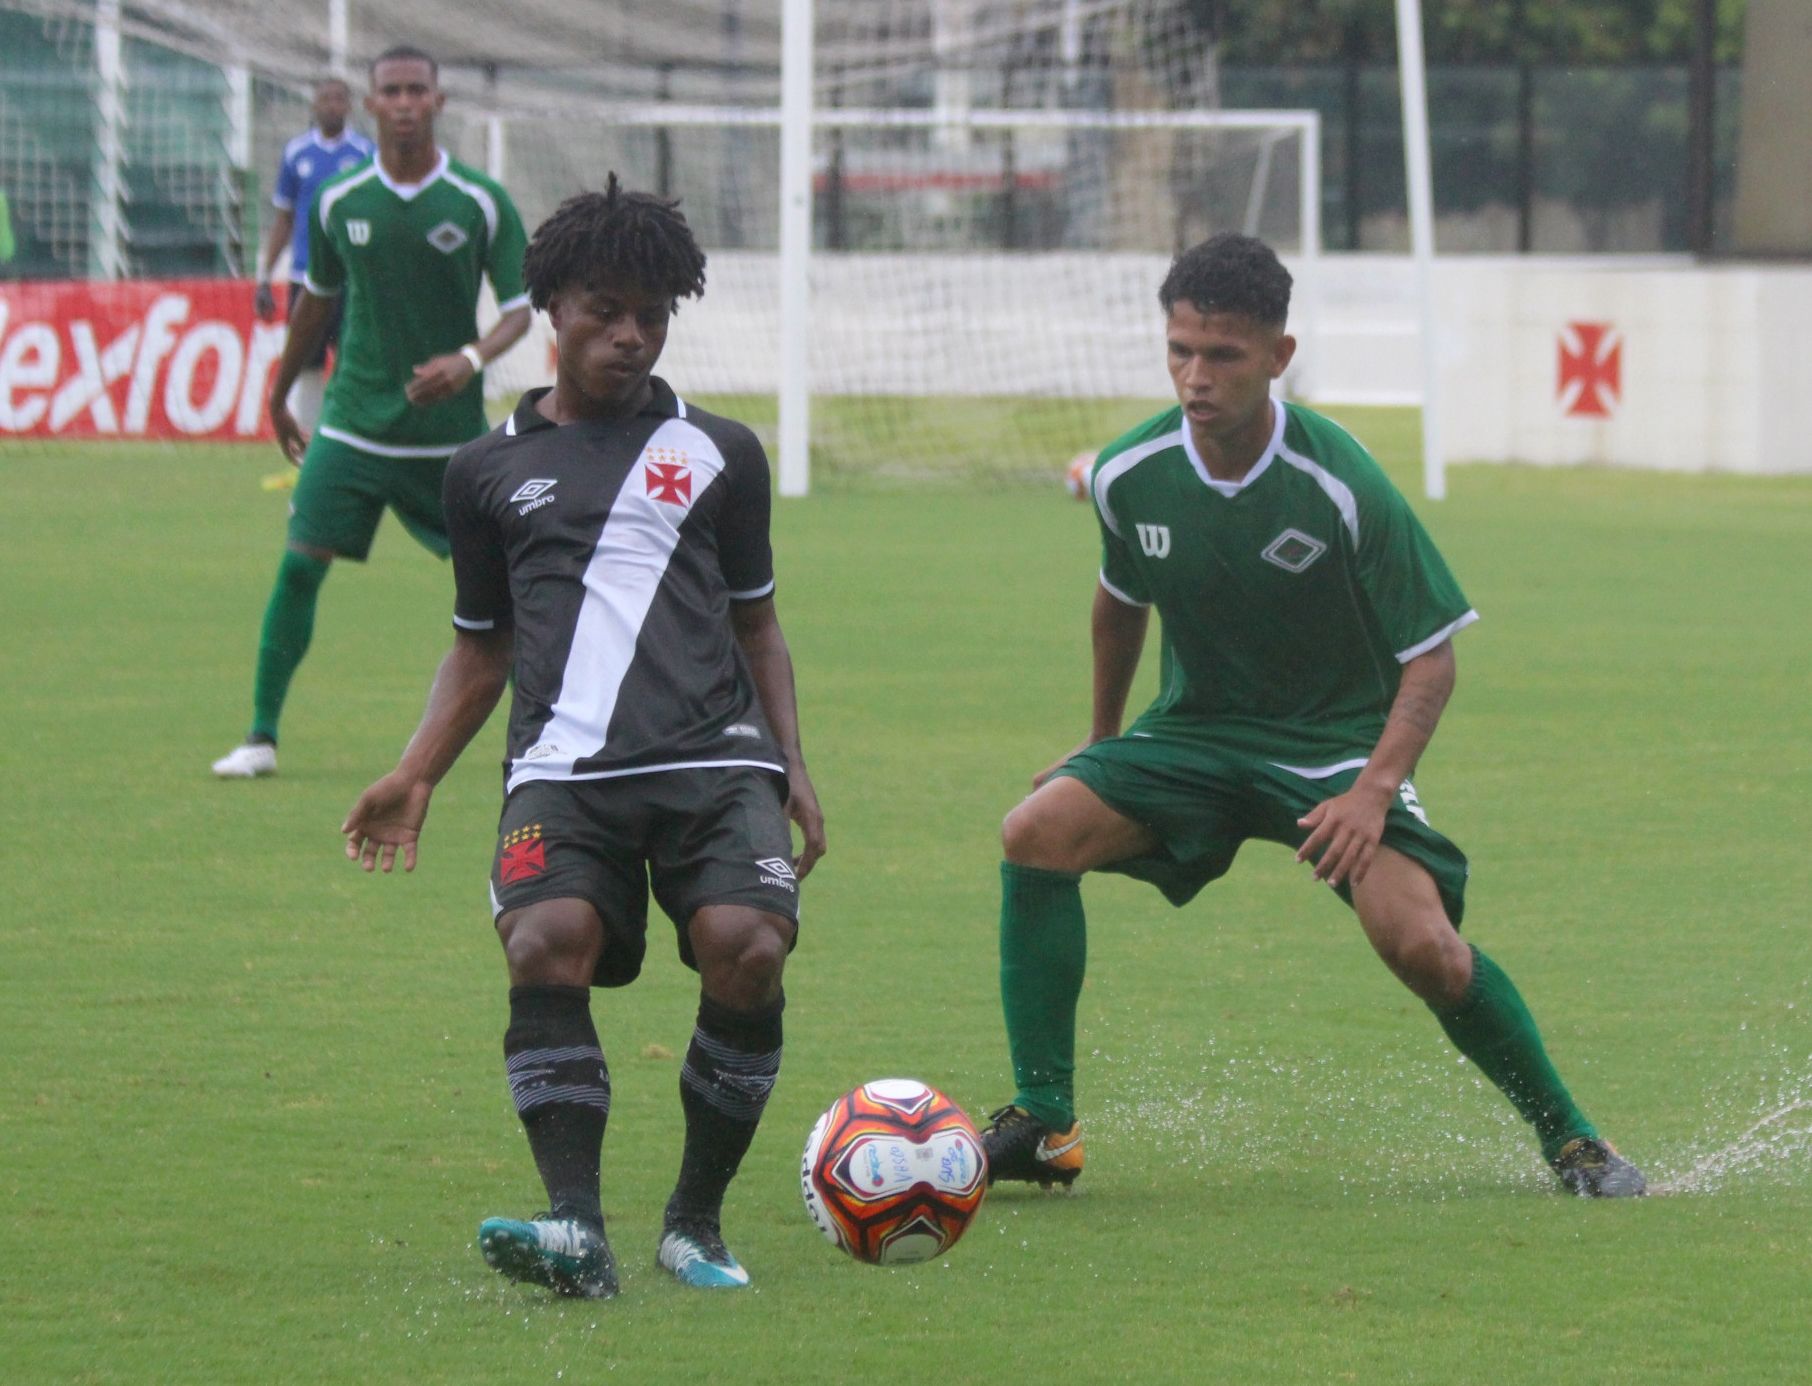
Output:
[249, 548, 331, 743]
[999, 861, 1087, 1129]
[1431, 944, 1597, 1163]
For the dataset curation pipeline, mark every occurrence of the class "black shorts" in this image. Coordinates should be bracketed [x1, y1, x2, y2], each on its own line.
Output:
[489, 766, 800, 988]
[288, 279, 344, 369]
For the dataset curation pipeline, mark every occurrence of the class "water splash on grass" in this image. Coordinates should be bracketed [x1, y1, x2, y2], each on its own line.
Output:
[1081, 1032, 1812, 1198]
[1649, 1047, 1812, 1196]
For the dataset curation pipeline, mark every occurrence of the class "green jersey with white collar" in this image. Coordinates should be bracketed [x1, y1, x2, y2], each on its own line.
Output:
[303, 149, 528, 455]
[1089, 399, 1477, 769]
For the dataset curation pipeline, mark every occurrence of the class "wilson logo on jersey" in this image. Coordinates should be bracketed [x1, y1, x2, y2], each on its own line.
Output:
[347, 219, 371, 246]
[1136, 523, 1171, 558]
[1261, 527, 1327, 573]
[645, 451, 693, 506]
[426, 220, 469, 254]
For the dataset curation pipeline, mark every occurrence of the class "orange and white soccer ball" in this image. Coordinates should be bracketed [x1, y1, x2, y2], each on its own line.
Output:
[800, 1079, 988, 1265]
[1064, 450, 1098, 500]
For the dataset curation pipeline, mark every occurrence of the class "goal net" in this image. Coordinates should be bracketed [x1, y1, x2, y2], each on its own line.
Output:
[483, 101, 1320, 489]
[1, 0, 1319, 488]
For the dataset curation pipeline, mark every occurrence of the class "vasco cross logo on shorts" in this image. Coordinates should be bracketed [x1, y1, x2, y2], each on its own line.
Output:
[499, 823, 547, 884]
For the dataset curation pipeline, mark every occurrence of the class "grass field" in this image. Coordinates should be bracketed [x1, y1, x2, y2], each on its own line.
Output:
[4, 409, 1810, 1383]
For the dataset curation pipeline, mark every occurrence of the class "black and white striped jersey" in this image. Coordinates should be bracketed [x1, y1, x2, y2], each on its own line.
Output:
[442, 381, 785, 794]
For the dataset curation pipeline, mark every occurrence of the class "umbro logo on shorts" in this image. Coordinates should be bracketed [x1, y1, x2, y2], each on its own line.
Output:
[511, 478, 558, 514]
[1261, 527, 1328, 573]
[756, 857, 797, 892]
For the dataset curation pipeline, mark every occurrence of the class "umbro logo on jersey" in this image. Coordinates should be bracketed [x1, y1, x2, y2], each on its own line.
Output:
[426, 220, 468, 254]
[1136, 523, 1171, 558]
[347, 219, 371, 245]
[756, 857, 797, 892]
[511, 478, 558, 514]
[1261, 527, 1327, 573]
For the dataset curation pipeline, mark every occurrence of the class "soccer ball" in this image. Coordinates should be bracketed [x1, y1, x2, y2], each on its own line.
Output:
[1064, 450, 1098, 500]
[800, 1079, 989, 1265]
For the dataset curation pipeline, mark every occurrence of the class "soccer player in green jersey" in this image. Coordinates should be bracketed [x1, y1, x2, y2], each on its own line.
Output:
[212, 45, 531, 779]
[979, 233, 1645, 1198]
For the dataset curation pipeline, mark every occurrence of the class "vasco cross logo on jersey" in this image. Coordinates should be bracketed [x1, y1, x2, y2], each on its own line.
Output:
[1260, 527, 1327, 574]
[499, 823, 546, 884]
[644, 447, 693, 506]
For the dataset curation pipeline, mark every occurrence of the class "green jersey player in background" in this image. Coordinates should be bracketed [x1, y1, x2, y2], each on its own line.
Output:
[979, 233, 1645, 1199]
[212, 44, 531, 779]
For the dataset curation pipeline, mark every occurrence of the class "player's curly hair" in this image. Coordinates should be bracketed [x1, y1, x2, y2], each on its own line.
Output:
[1158, 232, 1292, 327]
[523, 173, 708, 312]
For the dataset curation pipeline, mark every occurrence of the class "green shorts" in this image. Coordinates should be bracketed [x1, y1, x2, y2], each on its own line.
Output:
[1053, 735, 1470, 925]
[287, 432, 453, 562]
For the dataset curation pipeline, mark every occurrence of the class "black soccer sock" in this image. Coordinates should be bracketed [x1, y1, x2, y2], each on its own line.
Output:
[666, 992, 785, 1228]
[503, 985, 611, 1230]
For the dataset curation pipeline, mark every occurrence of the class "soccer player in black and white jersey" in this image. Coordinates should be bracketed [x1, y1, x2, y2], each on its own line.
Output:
[341, 178, 825, 1299]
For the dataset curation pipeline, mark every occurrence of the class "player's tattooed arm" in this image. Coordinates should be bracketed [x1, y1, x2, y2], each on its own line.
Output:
[1295, 640, 1456, 888]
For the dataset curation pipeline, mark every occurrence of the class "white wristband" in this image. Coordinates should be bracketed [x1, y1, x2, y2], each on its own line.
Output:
[459, 343, 486, 374]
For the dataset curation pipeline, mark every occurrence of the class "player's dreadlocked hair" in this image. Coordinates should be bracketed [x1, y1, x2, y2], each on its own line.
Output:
[523, 174, 708, 313]
[1158, 232, 1292, 327]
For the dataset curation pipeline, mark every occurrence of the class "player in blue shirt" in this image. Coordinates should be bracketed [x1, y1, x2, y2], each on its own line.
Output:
[253, 78, 375, 430]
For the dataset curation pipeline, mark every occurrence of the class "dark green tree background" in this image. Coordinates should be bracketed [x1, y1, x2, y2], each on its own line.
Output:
[1184, 0, 1745, 64]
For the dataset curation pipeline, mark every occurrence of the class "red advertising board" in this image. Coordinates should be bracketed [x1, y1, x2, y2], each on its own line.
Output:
[0, 279, 282, 441]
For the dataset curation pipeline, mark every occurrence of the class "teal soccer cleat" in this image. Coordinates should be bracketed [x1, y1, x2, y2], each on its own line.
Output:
[657, 1218, 751, 1289]
[478, 1215, 618, 1299]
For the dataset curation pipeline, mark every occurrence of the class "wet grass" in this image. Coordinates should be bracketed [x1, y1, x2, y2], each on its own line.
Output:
[3, 412, 1809, 1382]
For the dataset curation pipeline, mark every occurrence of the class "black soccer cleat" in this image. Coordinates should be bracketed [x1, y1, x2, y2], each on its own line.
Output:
[979, 1104, 1085, 1188]
[1550, 1138, 1647, 1198]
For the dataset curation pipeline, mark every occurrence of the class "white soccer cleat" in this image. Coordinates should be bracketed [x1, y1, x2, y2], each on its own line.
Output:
[211, 742, 277, 779]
